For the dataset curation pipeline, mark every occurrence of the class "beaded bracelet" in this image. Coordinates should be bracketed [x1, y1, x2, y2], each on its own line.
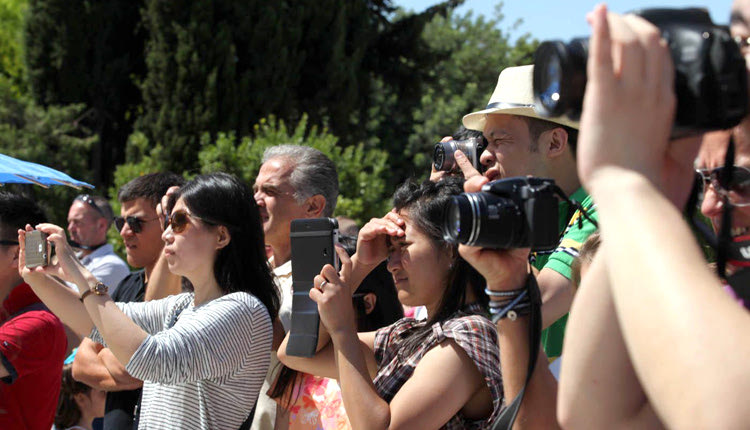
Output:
[484, 285, 526, 299]
[490, 290, 528, 319]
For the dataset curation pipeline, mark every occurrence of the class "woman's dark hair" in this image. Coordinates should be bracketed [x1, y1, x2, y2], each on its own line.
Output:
[391, 177, 487, 355]
[54, 364, 89, 428]
[167, 172, 280, 319]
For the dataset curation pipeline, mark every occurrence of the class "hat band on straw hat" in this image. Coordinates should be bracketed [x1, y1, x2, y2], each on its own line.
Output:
[485, 102, 535, 110]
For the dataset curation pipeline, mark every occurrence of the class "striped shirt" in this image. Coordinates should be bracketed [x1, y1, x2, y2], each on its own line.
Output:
[90, 292, 272, 429]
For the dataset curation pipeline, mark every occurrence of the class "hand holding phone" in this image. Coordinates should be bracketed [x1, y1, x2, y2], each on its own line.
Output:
[25, 230, 50, 268]
[286, 218, 339, 357]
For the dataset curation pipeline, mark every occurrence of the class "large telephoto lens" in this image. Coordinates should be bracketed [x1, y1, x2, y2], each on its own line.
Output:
[533, 38, 588, 119]
[442, 192, 525, 249]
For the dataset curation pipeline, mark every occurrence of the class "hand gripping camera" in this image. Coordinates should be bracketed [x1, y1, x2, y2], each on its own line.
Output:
[532, 8, 748, 136]
[442, 177, 560, 250]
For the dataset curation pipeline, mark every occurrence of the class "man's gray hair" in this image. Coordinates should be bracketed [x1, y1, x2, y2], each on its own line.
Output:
[262, 145, 339, 216]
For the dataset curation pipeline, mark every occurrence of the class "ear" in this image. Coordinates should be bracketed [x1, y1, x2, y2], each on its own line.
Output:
[215, 226, 231, 250]
[362, 292, 377, 315]
[544, 127, 569, 159]
[74, 392, 89, 410]
[304, 195, 327, 218]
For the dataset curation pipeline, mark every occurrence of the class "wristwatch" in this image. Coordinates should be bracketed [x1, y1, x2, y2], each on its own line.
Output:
[80, 281, 109, 302]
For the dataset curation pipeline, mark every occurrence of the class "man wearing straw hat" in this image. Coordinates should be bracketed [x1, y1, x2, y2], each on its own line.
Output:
[458, 65, 598, 363]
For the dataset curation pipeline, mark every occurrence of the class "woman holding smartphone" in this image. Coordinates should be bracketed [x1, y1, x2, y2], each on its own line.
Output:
[279, 178, 503, 429]
[19, 172, 279, 429]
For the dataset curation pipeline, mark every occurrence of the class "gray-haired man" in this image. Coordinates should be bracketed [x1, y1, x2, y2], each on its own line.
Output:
[251, 144, 339, 429]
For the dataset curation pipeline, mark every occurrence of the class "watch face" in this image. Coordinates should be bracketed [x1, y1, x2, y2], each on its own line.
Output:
[93, 282, 109, 295]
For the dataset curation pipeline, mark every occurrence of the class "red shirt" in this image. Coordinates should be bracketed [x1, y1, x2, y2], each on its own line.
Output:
[0, 282, 67, 430]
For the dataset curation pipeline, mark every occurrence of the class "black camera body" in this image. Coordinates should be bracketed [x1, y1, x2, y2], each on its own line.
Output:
[533, 8, 748, 136]
[442, 177, 559, 250]
[433, 137, 486, 173]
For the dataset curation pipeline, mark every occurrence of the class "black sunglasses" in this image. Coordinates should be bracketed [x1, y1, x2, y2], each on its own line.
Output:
[114, 215, 159, 233]
[696, 166, 750, 207]
[0, 240, 19, 246]
[75, 194, 108, 219]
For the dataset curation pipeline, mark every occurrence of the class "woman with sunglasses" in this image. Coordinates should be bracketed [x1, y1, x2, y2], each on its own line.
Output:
[279, 178, 503, 429]
[18, 172, 280, 429]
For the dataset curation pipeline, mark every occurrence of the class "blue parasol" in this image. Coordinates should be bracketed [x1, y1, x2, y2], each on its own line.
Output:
[0, 153, 94, 189]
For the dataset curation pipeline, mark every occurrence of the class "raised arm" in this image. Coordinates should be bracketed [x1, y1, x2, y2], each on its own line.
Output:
[572, 6, 750, 429]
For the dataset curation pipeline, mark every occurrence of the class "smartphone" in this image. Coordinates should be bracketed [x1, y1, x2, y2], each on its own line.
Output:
[286, 217, 339, 357]
[25, 230, 50, 268]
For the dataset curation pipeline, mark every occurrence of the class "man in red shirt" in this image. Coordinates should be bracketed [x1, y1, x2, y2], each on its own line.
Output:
[0, 191, 67, 430]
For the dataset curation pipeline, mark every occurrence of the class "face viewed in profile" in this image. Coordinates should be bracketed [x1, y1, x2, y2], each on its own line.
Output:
[118, 198, 163, 270]
[253, 158, 311, 250]
[161, 198, 229, 280]
[67, 201, 105, 247]
[481, 114, 545, 182]
[386, 210, 453, 312]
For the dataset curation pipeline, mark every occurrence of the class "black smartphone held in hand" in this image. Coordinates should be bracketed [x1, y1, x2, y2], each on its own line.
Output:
[25, 230, 50, 268]
[286, 217, 340, 357]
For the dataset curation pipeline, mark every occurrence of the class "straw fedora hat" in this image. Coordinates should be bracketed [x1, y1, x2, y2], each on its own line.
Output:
[462, 65, 579, 132]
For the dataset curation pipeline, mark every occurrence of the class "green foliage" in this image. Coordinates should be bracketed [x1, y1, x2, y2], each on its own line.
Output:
[25, 0, 146, 187]
[198, 115, 391, 224]
[0, 0, 28, 96]
[407, 2, 538, 172]
[0, 84, 97, 225]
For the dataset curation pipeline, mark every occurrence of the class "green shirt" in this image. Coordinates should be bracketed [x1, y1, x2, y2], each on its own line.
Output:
[532, 187, 598, 360]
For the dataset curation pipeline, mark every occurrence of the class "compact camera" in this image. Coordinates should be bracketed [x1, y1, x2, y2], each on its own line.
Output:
[25, 230, 50, 268]
[533, 8, 748, 136]
[441, 177, 559, 250]
[433, 137, 486, 173]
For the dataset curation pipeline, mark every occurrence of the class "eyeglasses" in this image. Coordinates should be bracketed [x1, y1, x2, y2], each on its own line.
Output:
[114, 215, 159, 233]
[75, 194, 108, 219]
[0, 240, 19, 246]
[696, 166, 750, 207]
[735, 35, 750, 49]
[165, 209, 217, 234]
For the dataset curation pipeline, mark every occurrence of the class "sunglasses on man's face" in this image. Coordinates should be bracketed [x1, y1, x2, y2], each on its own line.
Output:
[696, 166, 750, 207]
[0, 240, 19, 246]
[114, 215, 158, 234]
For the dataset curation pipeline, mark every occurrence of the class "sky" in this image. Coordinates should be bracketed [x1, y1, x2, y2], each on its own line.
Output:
[396, 0, 730, 43]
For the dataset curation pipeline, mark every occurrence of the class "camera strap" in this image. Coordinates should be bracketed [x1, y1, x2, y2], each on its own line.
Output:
[550, 185, 599, 230]
[490, 273, 543, 430]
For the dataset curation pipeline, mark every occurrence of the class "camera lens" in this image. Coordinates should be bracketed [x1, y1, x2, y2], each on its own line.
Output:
[433, 144, 447, 171]
[533, 39, 589, 119]
[442, 192, 525, 248]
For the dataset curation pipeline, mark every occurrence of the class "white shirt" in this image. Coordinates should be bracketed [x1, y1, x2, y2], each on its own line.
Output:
[274, 259, 293, 332]
[68, 243, 129, 293]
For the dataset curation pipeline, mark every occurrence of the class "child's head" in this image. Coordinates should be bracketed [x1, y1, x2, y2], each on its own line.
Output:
[54, 364, 106, 428]
[571, 232, 601, 290]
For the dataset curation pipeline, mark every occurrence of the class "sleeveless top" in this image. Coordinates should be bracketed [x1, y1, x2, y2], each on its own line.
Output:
[373, 313, 503, 429]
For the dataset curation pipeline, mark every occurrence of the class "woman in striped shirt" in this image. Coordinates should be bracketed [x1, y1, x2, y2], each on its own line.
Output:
[19, 172, 280, 429]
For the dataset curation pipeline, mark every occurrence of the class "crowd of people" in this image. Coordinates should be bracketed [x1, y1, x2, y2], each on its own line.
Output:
[1, 2, 749, 429]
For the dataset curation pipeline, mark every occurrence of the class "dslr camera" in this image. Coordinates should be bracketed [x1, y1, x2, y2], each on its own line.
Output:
[433, 137, 486, 173]
[533, 8, 748, 136]
[442, 177, 559, 250]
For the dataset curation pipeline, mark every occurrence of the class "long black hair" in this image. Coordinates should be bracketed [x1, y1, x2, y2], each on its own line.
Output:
[167, 172, 280, 319]
[391, 177, 487, 355]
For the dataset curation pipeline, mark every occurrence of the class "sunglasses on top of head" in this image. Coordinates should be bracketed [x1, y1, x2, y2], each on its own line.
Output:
[696, 166, 750, 207]
[114, 215, 159, 234]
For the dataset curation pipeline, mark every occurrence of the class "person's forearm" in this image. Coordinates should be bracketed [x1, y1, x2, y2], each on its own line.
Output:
[99, 347, 144, 390]
[496, 315, 560, 430]
[333, 329, 390, 430]
[72, 338, 118, 390]
[590, 170, 750, 429]
[144, 253, 181, 301]
[24, 274, 94, 336]
[537, 269, 575, 329]
[557, 256, 653, 428]
[81, 292, 148, 366]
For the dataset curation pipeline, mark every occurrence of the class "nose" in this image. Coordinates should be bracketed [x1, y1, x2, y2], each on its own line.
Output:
[386, 250, 401, 273]
[479, 148, 495, 169]
[254, 191, 265, 207]
[161, 225, 174, 244]
[119, 221, 133, 238]
[700, 186, 724, 219]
